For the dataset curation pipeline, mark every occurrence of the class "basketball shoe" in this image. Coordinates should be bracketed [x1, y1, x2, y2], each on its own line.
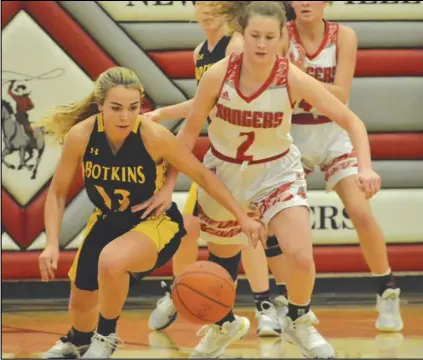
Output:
[282, 311, 335, 358]
[255, 300, 282, 337]
[274, 294, 289, 319]
[148, 281, 178, 331]
[81, 332, 121, 358]
[42, 331, 90, 358]
[376, 288, 403, 332]
[189, 315, 250, 358]
[42, 339, 89, 359]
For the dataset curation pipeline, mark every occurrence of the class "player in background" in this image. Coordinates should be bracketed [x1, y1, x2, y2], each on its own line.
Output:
[267, 1, 403, 332]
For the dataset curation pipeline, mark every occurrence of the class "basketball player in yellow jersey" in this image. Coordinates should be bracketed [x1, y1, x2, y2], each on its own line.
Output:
[37, 67, 265, 359]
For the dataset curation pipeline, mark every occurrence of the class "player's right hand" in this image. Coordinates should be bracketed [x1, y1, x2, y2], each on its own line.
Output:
[39, 244, 59, 282]
[239, 216, 267, 249]
[356, 168, 382, 199]
[131, 183, 174, 219]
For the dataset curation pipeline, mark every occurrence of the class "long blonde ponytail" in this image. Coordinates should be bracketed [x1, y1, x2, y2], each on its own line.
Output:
[35, 67, 144, 144]
[36, 92, 98, 144]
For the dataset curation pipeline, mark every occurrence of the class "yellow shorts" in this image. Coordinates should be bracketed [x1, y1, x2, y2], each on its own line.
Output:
[183, 182, 199, 216]
[68, 202, 186, 291]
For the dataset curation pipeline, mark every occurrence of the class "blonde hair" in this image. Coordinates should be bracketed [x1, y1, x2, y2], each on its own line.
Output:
[36, 67, 144, 143]
[209, 1, 287, 35]
[193, 1, 231, 35]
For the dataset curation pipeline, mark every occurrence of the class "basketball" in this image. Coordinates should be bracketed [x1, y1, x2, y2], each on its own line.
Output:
[171, 261, 236, 325]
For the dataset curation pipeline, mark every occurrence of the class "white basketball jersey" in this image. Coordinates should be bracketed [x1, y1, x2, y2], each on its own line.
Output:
[286, 20, 340, 124]
[208, 53, 294, 163]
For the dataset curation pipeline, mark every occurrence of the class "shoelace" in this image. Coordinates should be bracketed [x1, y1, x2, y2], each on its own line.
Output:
[196, 324, 228, 348]
[90, 333, 123, 352]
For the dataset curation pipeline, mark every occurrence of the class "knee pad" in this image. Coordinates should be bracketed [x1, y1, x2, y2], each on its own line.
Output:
[265, 236, 283, 258]
[208, 251, 241, 282]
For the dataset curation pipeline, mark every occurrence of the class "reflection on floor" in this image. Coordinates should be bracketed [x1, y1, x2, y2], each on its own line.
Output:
[2, 302, 423, 358]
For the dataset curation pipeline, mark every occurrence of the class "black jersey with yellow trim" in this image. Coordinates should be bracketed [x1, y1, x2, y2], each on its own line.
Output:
[82, 114, 166, 214]
[195, 35, 231, 84]
[195, 35, 231, 124]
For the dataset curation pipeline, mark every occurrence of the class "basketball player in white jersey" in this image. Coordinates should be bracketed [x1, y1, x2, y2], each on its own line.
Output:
[154, 1, 381, 357]
[143, 2, 282, 337]
[267, 1, 403, 332]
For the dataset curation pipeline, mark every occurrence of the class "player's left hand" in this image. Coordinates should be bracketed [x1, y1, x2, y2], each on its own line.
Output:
[356, 169, 382, 200]
[289, 44, 306, 71]
[239, 216, 267, 249]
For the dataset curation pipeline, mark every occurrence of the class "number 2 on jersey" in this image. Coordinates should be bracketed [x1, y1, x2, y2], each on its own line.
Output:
[95, 185, 131, 212]
[236, 132, 255, 161]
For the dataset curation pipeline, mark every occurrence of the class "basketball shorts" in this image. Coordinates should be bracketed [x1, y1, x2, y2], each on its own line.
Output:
[290, 122, 359, 191]
[183, 182, 199, 217]
[68, 202, 186, 291]
[197, 145, 309, 245]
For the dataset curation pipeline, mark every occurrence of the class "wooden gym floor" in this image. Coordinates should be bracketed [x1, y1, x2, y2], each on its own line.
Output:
[2, 301, 423, 358]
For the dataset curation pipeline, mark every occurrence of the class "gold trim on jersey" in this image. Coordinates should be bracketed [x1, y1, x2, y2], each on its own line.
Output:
[154, 161, 167, 195]
[97, 113, 104, 132]
[137, 117, 167, 195]
[183, 182, 199, 215]
[132, 116, 142, 133]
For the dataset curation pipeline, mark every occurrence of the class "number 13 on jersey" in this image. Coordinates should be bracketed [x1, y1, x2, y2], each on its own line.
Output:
[95, 185, 131, 212]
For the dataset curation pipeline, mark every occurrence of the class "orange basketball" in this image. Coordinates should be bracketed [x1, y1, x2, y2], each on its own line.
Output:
[171, 261, 236, 325]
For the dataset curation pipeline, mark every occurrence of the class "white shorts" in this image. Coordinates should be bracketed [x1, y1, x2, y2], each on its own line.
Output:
[197, 145, 309, 245]
[290, 122, 358, 191]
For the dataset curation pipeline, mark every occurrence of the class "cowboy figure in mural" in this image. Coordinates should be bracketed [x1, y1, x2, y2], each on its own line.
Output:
[8, 80, 36, 147]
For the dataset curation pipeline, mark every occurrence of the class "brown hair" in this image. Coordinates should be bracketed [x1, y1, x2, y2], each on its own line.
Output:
[35, 67, 144, 143]
[209, 1, 287, 35]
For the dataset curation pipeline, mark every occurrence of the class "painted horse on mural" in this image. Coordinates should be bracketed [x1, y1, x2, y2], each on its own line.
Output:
[1, 99, 45, 180]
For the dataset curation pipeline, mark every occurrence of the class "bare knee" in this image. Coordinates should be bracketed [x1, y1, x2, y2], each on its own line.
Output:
[285, 248, 315, 274]
[69, 283, 98, 313]
[98, 248, 124, 279]
[268, 207, 314, 274]
[99, 237, 158, 277]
